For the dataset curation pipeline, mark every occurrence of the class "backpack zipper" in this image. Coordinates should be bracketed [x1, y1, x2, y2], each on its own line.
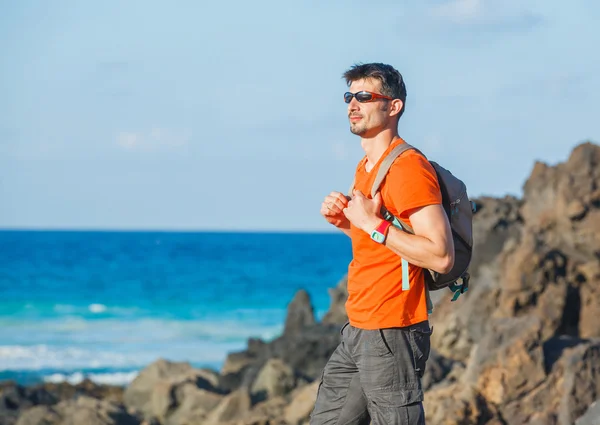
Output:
[450, 198, 461, 215]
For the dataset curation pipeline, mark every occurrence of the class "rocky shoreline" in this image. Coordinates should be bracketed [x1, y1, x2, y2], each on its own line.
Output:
[2, 142, 600, 425]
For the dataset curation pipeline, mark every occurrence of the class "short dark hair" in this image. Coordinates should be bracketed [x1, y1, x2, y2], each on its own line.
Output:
[343, 63, 407, 119]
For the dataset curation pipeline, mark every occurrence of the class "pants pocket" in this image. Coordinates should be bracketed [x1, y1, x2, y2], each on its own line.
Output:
[340, 321, 350, 337]
[408, 325, 432, 379]
[375, 329, 394, 357]
[369, 403, 425, 425]
[368, 393, 425, 424]
[359, 328, 423, 405]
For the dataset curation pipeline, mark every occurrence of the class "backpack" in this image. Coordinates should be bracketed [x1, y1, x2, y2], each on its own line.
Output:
[348, 142, 475, 312]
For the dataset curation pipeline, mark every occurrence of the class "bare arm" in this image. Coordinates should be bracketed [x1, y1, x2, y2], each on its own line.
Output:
[338, 222, 351, 238]
[343, 190, 454, 274]
[380, 204, 454, 273]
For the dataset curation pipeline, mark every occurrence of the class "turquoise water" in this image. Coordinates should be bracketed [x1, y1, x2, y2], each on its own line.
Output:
[0, 230, 352, 385]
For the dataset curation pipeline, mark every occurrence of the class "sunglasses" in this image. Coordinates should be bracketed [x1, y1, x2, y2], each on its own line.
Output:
[344, 91, 393, 103]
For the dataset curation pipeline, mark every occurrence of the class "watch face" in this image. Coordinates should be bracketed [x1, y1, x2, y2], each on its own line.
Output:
[371, 231, 384, 244]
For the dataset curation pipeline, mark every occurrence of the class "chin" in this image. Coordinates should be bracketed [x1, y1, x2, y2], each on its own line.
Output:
[350, 125, 366, 135]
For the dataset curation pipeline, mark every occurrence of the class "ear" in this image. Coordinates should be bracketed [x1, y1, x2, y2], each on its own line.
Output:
[389, 99, 403, 117]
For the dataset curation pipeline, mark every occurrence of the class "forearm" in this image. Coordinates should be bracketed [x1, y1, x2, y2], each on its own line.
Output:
[381, 225, 453, 273]
[338, 221, 351, 238]
[343, 187, 454, 273]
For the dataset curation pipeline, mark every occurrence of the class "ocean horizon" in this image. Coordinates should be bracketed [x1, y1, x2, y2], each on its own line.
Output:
[0, 230, 352, 386]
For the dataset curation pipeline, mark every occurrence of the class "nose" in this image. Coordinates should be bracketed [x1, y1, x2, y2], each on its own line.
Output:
[348, 97, 360, 112]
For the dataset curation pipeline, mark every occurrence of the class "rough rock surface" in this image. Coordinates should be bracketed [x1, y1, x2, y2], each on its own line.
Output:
[3, 141, 599, 425]
[14, 396, 140, 425]
[283, 290, 316, 336]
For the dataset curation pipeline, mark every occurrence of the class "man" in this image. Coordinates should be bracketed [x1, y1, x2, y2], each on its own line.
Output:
[311, 63, 455, 425]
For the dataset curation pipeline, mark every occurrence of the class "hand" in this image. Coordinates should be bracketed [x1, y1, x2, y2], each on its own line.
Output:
[343, 190, 383, 233]
[320, 191, 350, 228]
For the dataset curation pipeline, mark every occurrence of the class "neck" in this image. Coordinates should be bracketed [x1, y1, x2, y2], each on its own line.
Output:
[362, 128, 399, 171]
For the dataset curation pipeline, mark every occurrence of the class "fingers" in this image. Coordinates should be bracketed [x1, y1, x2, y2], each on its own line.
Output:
[353, 189, 366, 199]
[323, 192, 349, 215]
[321, 200, 343, 217]
[330, 191, 350, 205]
[373, 192, 382, 209]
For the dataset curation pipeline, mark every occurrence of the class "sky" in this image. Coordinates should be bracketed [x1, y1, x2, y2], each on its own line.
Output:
[1, 0, 599, 232]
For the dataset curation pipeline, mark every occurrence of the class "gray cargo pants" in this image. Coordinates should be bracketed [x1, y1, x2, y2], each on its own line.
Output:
[310, 320, 432, 425]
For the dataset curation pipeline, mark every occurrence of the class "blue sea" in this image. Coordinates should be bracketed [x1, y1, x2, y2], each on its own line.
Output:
[0, 230, 352, 386]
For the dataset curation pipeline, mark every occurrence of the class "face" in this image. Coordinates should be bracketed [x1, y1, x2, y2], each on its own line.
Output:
[346, 78, 400, 136]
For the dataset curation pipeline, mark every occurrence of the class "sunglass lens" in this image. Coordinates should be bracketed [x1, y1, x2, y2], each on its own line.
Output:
[355, 91, 373, 102]
[344, 92, 353, 103]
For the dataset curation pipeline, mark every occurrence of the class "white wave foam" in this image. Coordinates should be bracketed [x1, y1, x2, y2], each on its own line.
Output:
[0, 345, 135, 371]
[0, 314, 284, 372]
[0, 337, 246, 372]
[88, 304, 107, 313]
[43, 371, 139, 386]
[1, 315, 283, 344]
[51, 303, 141, 316]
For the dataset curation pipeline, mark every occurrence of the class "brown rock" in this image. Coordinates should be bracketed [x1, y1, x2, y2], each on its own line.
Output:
[421, 350, 458, 391]
[424, 382, 501, 425]
[251, 359, 296, 401]
[165, 385, 223, 425]
[522, 142, 600, 228]
[15, 396, 140, 425]
[123, 359, 222, 423]
[321, 276, 348, 325]
[0, 383, 58, 425]
[284, 290, 316, 337]
[14, 405, 61, 425]
[464, 316, 546, 406]
[221, 352, 256, 377]
[558, 341, 600, 425]
[567, 200, 588, 221]
[204, 389, 251, 425]
[498, 337, 600, 425]
[579, 260, 600, 339]
[429, 196, 523, 361]
[221, 339, 266, 378]
[236, 395, 289, 425]
[283, 381, 320, 425]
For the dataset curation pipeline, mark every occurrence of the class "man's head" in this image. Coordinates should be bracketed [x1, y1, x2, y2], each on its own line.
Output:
[342, 63, 407, 137]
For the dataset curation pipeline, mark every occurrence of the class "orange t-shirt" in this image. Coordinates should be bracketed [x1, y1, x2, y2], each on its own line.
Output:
[346, 137, 442, 330]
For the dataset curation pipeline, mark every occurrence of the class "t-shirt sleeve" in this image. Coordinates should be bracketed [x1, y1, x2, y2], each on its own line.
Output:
[383, 152, 442, 221]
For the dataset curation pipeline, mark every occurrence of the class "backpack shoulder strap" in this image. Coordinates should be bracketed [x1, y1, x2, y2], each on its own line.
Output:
[371, 142, 417, 198]
[373, 142, 420, 234]
[348, 142, 423, 211]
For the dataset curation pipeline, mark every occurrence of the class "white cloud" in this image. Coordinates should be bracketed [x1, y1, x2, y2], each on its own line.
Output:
[429, 0, 540, 27]
[116, 128, 190, 152]
[431, 0, 482, 23]
[116, 132, 141, 150]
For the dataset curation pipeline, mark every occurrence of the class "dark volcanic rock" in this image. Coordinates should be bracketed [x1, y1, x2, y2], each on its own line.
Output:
[6, 141, 600, 425]
[222, 320, 341, 393]
[283, 289, 316, 337]
[123, 358, 222, 424]
[15, 396, 140, 425]
[0, 383, 57, 425]
[0, 380, 125, 425]
[320, 275, 349, 325]
[421, 350, 458, 392]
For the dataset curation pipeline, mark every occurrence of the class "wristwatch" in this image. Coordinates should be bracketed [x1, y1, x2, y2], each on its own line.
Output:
[370, 219, 392, 244]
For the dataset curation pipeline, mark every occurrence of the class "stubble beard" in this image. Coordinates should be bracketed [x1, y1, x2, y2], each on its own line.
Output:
[349, 121, 367, 135]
